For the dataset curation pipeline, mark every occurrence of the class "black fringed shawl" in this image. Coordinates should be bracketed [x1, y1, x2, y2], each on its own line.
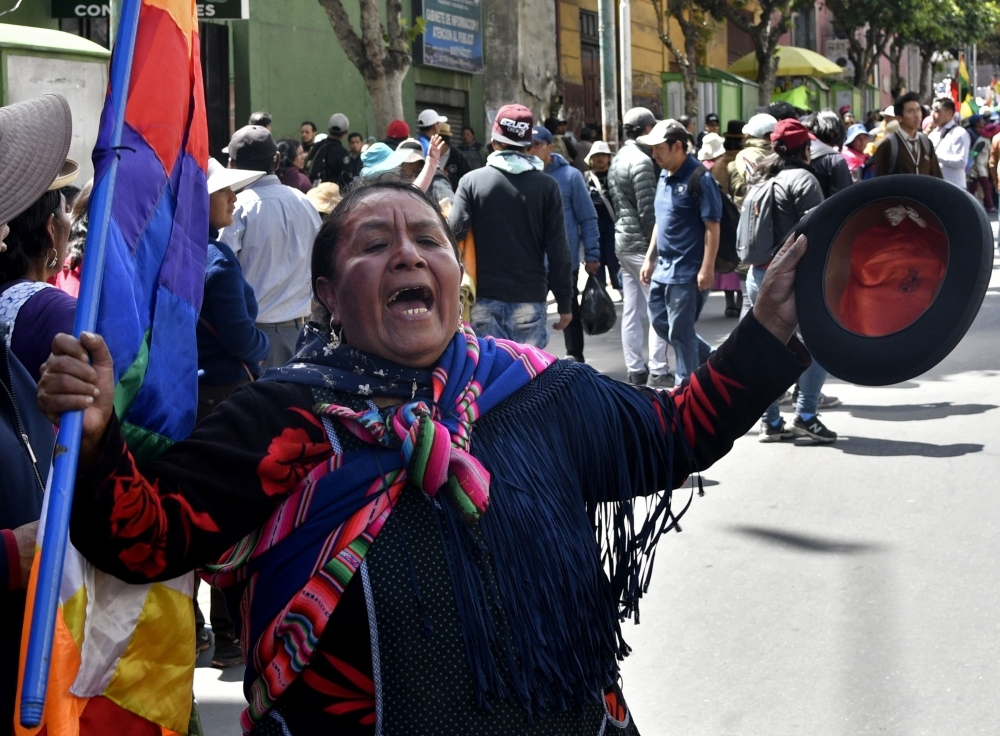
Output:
[389, 359, 693, 715]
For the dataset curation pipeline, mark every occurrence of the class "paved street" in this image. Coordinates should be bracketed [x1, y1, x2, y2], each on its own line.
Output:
[196, 235, 1000, 735]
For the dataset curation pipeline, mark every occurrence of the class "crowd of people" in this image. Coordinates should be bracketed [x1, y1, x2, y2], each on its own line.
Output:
[0, 83, 989, 733]
[1, 89, 817, 735]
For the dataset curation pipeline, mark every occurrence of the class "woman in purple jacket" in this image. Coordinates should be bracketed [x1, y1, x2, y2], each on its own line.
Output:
[0, 160, 79, 382]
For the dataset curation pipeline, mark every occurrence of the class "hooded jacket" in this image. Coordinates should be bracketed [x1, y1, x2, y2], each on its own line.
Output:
[607, 140, 657, 255]
[545, 153, 600, 271]
[809, 140, 852, 198]
[730, 137, 771, 206]
[448, 151, 573, 313]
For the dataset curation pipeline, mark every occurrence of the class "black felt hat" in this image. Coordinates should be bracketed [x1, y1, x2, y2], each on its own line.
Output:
[793, 175, 994, 386]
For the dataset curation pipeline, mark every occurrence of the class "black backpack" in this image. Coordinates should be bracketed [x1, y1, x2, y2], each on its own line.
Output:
[689, 166, 741, 273]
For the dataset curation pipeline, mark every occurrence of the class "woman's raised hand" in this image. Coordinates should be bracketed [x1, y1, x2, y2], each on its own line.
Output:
[752, 233, 807, 345]
[37, 332, 116, 467]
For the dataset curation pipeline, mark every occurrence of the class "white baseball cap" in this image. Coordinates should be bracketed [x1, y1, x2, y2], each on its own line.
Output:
[417, 109, 447, 128]
[207, 157, 264, 194]
[742, 113, 777, 139]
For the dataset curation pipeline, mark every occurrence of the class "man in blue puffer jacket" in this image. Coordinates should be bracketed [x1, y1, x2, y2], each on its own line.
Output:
[528, 126, 600, 362]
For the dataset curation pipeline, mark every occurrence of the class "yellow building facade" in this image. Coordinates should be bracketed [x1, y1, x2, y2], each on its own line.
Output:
[557, 0, 732, 129]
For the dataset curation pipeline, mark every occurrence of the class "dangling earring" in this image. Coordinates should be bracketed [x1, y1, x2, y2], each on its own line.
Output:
[457, 312, 464, 333]
[47, 248, 58, 270]
[328, 316, 341, 349]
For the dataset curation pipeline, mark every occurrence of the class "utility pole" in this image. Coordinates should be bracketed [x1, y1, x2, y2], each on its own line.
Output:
[598, 0, 619, 147]
[109, 0, 120, 47]
[619, 0, 633, 115]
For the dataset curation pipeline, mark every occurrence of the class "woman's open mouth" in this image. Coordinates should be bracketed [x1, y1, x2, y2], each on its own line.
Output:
[386, 286, 435, 316]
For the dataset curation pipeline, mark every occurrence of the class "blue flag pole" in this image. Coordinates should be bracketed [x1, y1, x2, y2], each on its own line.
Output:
[20, 0, 143, 726]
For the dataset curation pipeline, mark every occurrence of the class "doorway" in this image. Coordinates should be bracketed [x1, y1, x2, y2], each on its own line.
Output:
[199, 21, 231, 162]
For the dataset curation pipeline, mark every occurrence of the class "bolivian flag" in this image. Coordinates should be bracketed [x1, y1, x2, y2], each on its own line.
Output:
[15, 0, 209, 732]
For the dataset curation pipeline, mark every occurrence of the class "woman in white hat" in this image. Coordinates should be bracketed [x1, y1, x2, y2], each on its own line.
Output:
[193, 157, 271, 668]
[584, 140, 621, 291]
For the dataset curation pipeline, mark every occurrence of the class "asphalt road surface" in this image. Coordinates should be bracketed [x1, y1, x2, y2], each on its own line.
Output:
[195, 230, 1000, 735]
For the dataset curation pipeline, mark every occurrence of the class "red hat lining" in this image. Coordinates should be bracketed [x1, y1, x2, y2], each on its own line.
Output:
[824, 199, 949, 338]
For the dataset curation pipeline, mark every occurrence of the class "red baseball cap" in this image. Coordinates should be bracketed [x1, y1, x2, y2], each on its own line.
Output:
[492, 104, 533, 147]
[387, 119, 409, 138]
[771, 118, 815, 149]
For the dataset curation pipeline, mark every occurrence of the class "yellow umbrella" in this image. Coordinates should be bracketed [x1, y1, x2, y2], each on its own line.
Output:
[728, 45, 844, 78]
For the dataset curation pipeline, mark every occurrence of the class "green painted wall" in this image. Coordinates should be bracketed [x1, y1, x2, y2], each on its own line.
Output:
[2, 2, 58, 29]
[238, 0, 485, 142]
[2, 0, 486, 143]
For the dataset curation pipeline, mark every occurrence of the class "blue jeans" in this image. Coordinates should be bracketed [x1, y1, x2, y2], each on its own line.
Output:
[746, 266, 828, 422]
[470, 298, 549, 348]
[647, 281, 712, 383]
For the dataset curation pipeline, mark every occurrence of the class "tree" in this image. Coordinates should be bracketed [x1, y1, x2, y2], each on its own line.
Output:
[892, 0, 1000, 100]
[651, 0, 718, 118]
[824, 0, 911, 90]
[317, 0, 424, 137]
[697, 0, 814, 105]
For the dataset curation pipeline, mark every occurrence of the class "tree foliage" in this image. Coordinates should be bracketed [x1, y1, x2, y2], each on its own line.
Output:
[696, 0, 814, 105]
[651, 0, 718, 117]
[824, 0, 913, 89]
[891, 0, 1000, 99]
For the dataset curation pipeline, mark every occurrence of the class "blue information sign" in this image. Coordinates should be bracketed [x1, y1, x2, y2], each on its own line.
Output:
[417, 0, 483, 74]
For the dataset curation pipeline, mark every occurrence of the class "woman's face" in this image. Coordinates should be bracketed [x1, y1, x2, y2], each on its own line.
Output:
[209, 187, 237, 229]
[849, 135, 868, 152]
[316, 190, 463, 368]
[293, 145, 306, 170]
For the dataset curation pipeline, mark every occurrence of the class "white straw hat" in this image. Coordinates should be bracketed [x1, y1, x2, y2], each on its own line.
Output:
[0, 94, 72, 225]
[207, 157, 264, 194]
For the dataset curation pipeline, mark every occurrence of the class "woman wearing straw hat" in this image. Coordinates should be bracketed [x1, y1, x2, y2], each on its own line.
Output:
[584, 140, 621, 292]
[0, 153, 79, 383]
[0, 92, 75, 731]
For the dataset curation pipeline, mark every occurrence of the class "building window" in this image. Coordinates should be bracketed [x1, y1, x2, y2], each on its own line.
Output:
[580, 10, 600, 127]
[59, 17, 110, 48]
[792, 7, 816, 51]
[727, 14, 754, 66]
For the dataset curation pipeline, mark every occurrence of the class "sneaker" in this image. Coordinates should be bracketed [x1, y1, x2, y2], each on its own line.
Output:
[758, 418, 794, 443]
[211, 640, 244, 668]
[627, 370, 650, 386]
[777, 390, 794, 407]
[817, 393, 841, 409]
[647, 372, 675, 388]
[563, 355, 584, 363]
[196, 627, 211, 653]
[792, 415, 837, 444]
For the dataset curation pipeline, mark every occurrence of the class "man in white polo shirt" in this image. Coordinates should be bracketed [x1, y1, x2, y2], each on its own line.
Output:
[218, 125, 322, 368]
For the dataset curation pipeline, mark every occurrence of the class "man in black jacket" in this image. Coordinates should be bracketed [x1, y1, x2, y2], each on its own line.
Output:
[448, 104, 573, 348]
[306, 112, 355, 187]
[0, 93, 69, 729]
